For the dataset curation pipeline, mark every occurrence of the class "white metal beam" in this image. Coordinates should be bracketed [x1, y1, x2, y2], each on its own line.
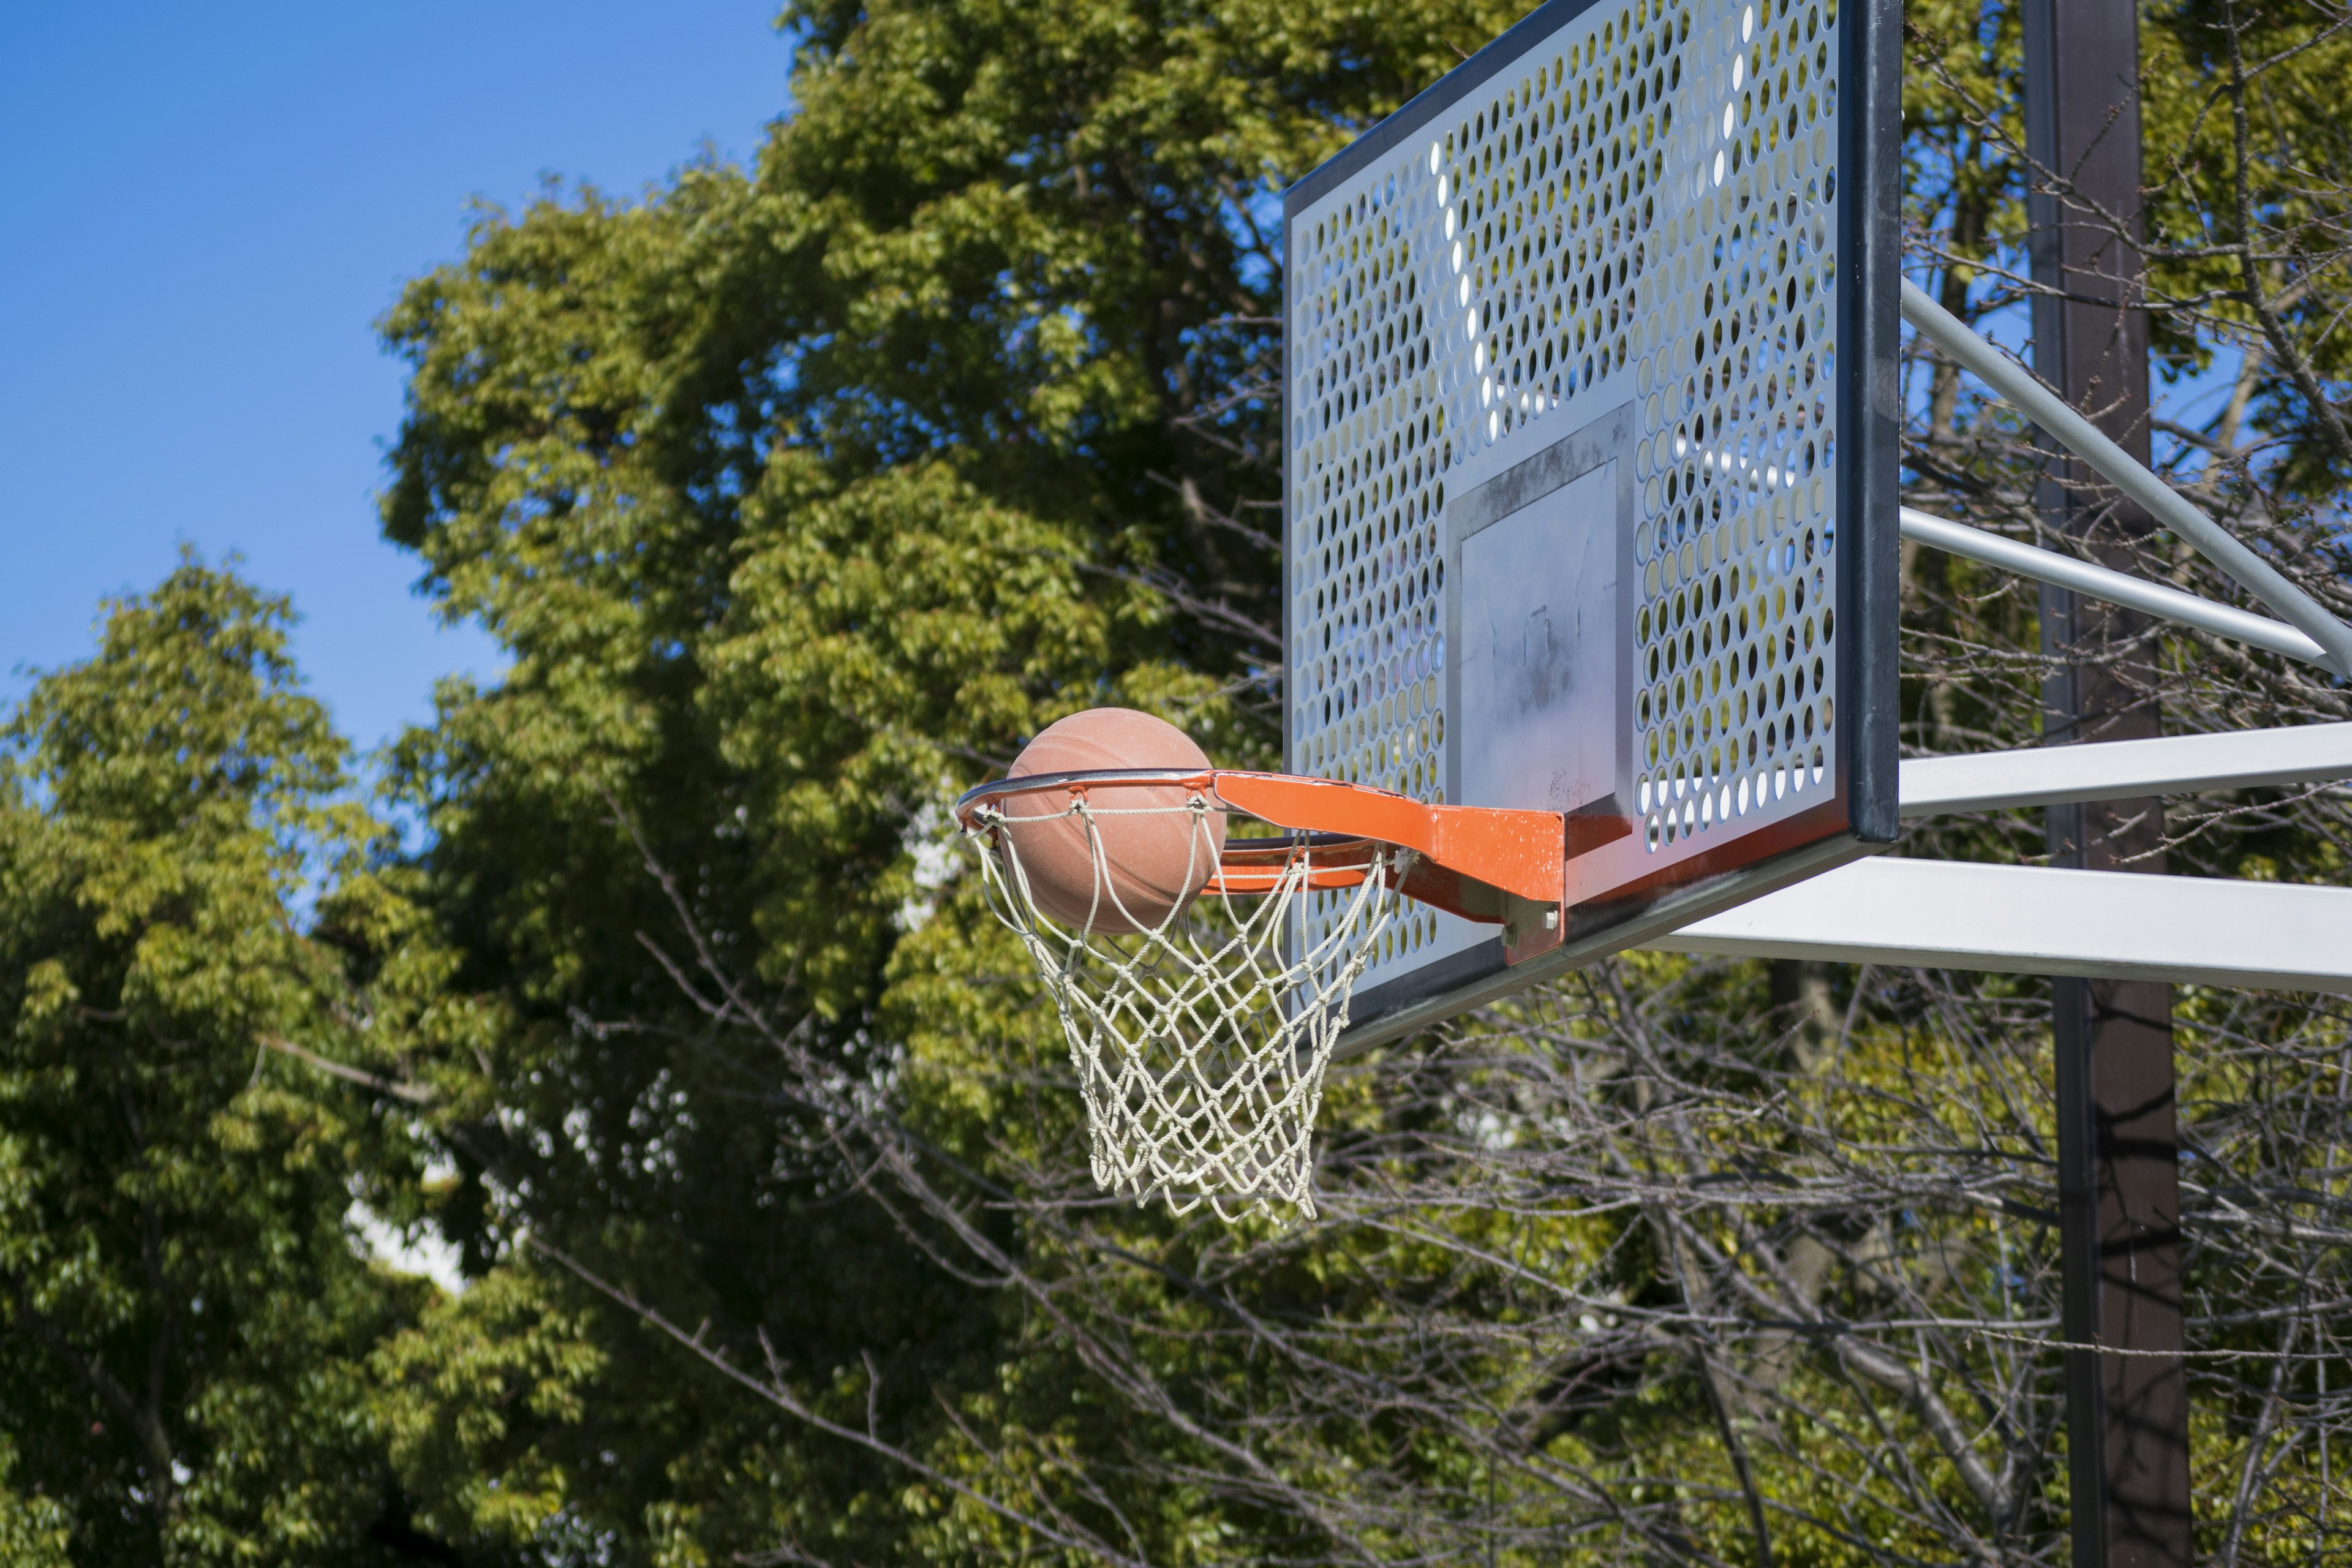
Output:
[1899, 280, 2352, 679]
[1899, 507, 2328, 667]
[1642, 857, 2352, 992]
[1899, 723, 2352, 816]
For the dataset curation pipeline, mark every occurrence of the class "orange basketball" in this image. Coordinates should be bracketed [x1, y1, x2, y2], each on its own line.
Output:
[998, 709, 1226, 933]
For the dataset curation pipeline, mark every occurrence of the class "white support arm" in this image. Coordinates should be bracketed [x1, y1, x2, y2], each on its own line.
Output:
[1899, 723, 2352, 816]
[1899, 507, 2329, 667]
[1643, 858, 2352, 993]
[1899, 280, 2352, 679]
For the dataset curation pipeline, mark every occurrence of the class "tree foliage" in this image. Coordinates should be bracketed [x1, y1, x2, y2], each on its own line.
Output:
[365, 0, 1526, 1555]
[361, 0, 2352, 1562]
[0, 562, 447, 1564]
[9, 1, 2352, 1564]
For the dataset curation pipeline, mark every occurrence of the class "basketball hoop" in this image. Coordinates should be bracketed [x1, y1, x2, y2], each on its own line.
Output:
[956, 766, 1566, 1221]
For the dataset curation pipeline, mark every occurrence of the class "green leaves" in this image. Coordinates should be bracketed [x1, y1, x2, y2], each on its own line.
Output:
[371, 1262, 608, 1548]
[0, 561, 439, 1565]
[9, 3, 2348, 1564]
[349, 2, 2352, 1564]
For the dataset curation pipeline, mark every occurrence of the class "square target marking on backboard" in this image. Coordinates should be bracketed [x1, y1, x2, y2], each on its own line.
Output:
[1281, 0, 1903, 1044]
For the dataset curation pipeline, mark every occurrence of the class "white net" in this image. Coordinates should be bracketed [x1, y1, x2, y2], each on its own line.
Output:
[966, 789, 1401, 1221]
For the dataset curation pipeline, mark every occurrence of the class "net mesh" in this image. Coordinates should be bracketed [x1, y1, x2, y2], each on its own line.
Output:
[966, 790, 1400, 1220]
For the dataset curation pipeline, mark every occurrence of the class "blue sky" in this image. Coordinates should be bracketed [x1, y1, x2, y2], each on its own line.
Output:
[0, 1, 793, 756]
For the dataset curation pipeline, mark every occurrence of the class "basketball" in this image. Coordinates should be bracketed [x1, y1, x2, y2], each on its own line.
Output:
[997, 708, 1226, 933]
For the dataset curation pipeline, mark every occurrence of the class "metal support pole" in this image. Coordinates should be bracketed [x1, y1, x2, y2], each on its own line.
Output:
[1896, 722, 2352, 816]
[2021, 4, 2193, 1564]
[1898, 507, 2330, 666]
[1648, 858, 2352, 992]
[1900, 285, 2352, 680]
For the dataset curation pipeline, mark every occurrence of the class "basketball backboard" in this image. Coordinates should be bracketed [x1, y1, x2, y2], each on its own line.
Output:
[1281, 0, 1903, 1046]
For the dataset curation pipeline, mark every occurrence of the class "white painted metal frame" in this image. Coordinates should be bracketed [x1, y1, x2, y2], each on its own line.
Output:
[1643, 857, 2352, 992]
[1898, 723, 2352, 816]
[1898, 507, 2329, 667]
[1899, 279, 2352, 678]
[1629, 291, 2352, 993]
[1635, 728, 2352, 989]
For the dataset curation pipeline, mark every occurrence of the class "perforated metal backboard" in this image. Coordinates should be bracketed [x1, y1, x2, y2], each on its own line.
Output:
[1282, 0, 1902, 1045]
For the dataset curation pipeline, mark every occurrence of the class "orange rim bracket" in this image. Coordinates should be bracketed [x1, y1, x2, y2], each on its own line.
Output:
[1208, 773, 1568, 963]
[952, 767, 1575, 965]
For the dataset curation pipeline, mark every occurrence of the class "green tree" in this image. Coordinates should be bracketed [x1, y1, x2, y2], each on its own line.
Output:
[0, 560, 448, 1565]
[362, 0, 2352, 1563]
[366, 0, 1531, 1559]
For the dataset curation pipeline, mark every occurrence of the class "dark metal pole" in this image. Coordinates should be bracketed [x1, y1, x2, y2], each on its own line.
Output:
[2021, 4, 2192, 1566]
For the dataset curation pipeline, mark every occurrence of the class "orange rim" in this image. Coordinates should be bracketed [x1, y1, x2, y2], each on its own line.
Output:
[1205, 832, 1384, 895]
[954, 768, 1567, 917]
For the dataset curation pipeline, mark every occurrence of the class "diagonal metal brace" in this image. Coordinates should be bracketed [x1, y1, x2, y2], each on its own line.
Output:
[1900, 280, 2352, 679]
[1899, 507, 2328, 666]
